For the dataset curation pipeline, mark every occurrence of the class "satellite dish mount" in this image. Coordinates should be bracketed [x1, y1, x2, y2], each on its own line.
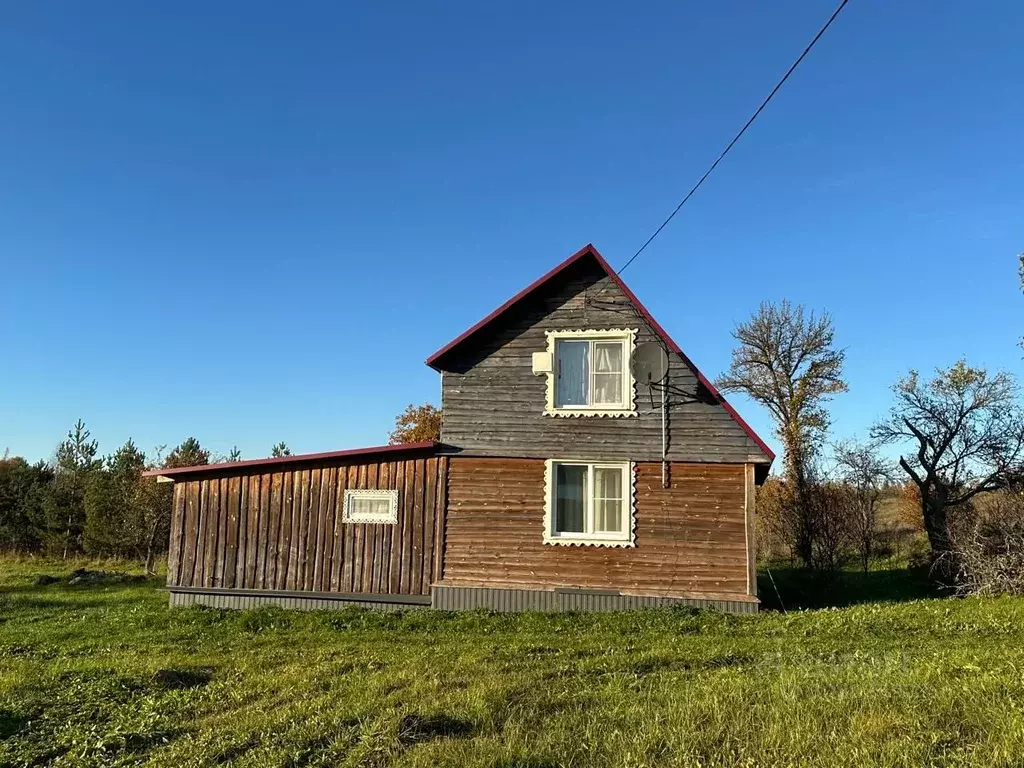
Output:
[630, 343, 671, 488]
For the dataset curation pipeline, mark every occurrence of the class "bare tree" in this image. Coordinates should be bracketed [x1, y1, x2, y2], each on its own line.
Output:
[834, 438, 891, 572]
[807, 481, 855, 573]
[717, 300, 846, 566]
[1019, 253, 1023, 352]
[872, 360, 1024, 564]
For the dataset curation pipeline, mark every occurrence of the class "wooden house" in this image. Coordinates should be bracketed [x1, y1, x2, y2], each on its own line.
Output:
[149, 244, 774, 613]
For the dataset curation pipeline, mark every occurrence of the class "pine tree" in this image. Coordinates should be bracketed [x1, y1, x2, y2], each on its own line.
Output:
[165, 437, 210, 469]
[271, 442, 292, 458]
[46, 420, 101, 558]
[85, 439, 147, 557]
[0, 457, 53, 552]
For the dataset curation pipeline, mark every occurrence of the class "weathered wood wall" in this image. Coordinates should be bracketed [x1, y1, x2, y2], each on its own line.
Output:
[438, 257, 768, 465]
[167, 455, 448, 596]
[441, 458, 752, 601]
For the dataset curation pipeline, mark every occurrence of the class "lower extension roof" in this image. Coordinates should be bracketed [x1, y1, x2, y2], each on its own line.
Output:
[142, 441, 440, 480]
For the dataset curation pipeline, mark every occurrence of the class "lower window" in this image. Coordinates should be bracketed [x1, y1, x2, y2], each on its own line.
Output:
[544, 460, 634, 546]
[343, 489, 399, 524]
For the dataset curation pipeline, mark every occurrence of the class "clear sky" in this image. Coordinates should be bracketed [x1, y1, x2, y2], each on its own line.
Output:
[1, 1, 1021, 464]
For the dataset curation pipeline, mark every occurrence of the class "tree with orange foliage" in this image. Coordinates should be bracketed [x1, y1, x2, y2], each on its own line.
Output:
[389, 404, 441, 445]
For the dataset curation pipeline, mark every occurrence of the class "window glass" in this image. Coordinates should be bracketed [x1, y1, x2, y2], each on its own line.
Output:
[549, 461, 630, 543]
[555, 340, 589, 406]
[555, 463, 587, 533]
[592, 341, 623, 405]
[350, 497, 390, 520]
[593, 467, 623, 532]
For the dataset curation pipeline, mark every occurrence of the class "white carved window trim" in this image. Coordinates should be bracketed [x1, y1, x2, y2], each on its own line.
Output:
[543, 329, 637, 417]
[343, 489, 399, 524]
[543, 459, 636, 548]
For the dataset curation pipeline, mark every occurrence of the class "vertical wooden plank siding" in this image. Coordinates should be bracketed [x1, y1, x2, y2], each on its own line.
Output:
[180, 481, 200, 588]
[224, 477, 241, 588]
[330, 468, 347, 591]
[441, 458, 749, 600]
[235, 475, 248, 587]
[167, 455, 446, 596]
[434, 458, 448, 584]
[166, 484, 186, 586]
[278, 471, 294, 591]
[265, 473, 283, 590]
[209, 481, 224, 589]
[744, 462, 757, 597]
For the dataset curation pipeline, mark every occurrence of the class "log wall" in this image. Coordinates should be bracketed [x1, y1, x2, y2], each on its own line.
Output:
[441, 457, 752, 601]
[167, 455, 448, 597]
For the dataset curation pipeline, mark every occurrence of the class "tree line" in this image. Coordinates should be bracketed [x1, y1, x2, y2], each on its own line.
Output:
[0, 402, 444, 571]
[0, 427, 295, 572]
[718, 255, 1024, 593]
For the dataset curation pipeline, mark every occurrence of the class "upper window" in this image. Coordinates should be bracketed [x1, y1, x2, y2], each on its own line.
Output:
[543, 460, 634, 547]
[542, 329, 637, 417]
[343, 489, 399, 524]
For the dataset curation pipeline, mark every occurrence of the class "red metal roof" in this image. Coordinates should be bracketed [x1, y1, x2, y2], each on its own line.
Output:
[425, 244, 775, 462]
[142, 440, 439, 479]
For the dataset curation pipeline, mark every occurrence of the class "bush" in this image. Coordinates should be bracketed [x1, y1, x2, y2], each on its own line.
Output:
[950, 490, 1024, 596]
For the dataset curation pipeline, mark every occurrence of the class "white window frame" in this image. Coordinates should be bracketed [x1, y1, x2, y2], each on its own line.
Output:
[343, 489, 399, 524]
[543, 329, 637, 417]
[543, 459, 635, 547]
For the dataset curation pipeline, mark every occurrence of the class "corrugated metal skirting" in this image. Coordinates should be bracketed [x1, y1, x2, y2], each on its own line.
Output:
[169, 590, 427, 612]
[430, 586, 759, 614]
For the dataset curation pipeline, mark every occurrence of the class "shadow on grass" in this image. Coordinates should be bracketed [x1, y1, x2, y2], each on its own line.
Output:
[758, 565, 943, 611]
[0, 575, 165, 597]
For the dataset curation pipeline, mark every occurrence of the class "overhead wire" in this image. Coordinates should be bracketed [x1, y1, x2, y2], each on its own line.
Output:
[616, 0, 851, 275]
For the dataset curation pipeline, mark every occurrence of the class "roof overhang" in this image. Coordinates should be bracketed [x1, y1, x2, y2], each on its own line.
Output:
[425, 244, 775, 464]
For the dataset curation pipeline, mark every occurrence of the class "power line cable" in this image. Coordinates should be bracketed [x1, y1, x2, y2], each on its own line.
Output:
[617, 0, 851, 275]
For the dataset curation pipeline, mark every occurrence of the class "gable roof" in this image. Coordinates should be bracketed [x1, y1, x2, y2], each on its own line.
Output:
[426, 244, 775, 463]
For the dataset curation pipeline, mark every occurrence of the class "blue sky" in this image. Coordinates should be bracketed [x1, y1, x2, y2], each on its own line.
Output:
[1, 1, 1021, 464]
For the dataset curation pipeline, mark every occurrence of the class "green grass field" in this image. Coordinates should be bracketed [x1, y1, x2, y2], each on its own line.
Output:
[1, 559, 1023, 768]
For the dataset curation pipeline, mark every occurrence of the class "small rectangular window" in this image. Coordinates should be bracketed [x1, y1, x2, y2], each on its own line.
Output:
[546, 460, 633, 546]
[343, 489, 399, 524]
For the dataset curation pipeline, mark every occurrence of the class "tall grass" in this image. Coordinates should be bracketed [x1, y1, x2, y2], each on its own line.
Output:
[1, 559, 1022, 767]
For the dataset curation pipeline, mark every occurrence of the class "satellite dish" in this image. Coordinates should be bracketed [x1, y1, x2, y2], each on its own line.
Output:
[630, 342, 669, 386]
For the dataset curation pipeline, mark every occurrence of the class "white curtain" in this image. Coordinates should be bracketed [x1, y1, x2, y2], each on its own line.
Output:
[556, 341, 589, 406]
[351, 498, 389, 520]
[593, 467, 623, 532]
[592, 342, 622, 405]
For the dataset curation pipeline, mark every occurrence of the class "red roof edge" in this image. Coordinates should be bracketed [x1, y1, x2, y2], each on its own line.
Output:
[425, 244, 775, 463]
[142, 440, 439, 479]
[425, 243, 597, 370]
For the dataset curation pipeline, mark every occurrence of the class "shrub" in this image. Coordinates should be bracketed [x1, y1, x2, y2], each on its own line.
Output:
[950, 489, 1024, 596]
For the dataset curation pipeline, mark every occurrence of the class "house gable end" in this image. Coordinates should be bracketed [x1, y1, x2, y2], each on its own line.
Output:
[434, 248, 773, 465]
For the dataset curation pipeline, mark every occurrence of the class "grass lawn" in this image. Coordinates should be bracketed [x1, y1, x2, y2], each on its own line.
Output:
[1, 559, 1023, 767]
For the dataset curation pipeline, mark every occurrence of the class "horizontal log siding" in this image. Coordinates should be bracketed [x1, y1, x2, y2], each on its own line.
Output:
[168, 455, 448, 597]
[439, 259, 767, 464]
[441, 458, 751, 600]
